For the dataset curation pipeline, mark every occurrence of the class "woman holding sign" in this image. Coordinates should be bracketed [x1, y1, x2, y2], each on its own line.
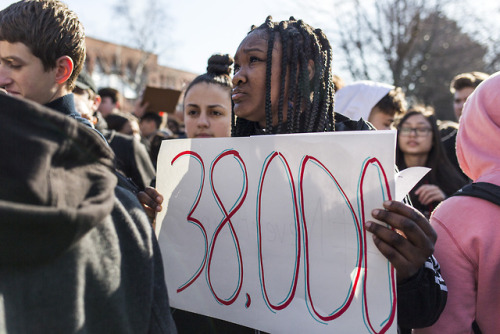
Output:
[230, 16, 447, 331]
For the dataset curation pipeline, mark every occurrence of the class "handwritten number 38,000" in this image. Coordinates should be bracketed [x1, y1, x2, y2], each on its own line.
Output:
[170, 150, 396, 332]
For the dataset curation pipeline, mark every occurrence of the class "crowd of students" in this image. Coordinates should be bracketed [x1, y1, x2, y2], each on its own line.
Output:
[0, 1, 499, 333]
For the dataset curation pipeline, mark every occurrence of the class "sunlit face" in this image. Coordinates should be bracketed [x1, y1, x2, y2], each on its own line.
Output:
[453, 87, 474, 120]
[0, 41, 59, 104]
[232, 29, 285, 127]
[368, 107, 394, 130]
[398, 114, 433, 156]
[184, 82, 232, 138]
[73, 92, 93, 120]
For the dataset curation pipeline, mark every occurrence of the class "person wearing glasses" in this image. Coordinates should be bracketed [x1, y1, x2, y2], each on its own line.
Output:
[395, 106, 468, 218]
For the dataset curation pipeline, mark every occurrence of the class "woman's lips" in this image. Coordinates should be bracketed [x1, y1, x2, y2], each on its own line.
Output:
[232, 89, 246, 102]
[195, 133, 213, 138]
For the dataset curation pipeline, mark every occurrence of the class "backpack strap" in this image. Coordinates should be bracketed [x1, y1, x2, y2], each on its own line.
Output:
[453, 182, 500, 206]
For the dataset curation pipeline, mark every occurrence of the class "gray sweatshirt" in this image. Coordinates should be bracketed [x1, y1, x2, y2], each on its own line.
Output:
[0, 94, 176, 333]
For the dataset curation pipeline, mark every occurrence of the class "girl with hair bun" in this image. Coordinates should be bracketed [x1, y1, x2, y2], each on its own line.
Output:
[175, 54, 256, 333]
[183, 54, 234, 139]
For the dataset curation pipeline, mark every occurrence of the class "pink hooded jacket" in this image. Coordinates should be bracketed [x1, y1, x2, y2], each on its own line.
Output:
[415, 71, 500, 333]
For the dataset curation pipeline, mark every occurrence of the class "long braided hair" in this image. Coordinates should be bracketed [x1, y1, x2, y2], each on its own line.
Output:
[232, 16, 335, 136]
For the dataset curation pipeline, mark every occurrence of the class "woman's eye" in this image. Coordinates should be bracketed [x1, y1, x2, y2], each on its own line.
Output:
[7, 62, 21, 69]
[186, 110, 198, 116]
[249, 56, 261, 63]
[211, 110, 223, 116]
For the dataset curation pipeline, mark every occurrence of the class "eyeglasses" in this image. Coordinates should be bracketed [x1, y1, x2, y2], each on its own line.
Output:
[399, 127, 432, 136]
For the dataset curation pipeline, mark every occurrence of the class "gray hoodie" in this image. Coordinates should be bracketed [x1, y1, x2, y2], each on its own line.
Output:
[0, 94, 176, 333]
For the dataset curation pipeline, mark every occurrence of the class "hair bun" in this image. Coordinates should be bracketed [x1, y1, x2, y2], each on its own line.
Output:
[207, 54, 234, 76]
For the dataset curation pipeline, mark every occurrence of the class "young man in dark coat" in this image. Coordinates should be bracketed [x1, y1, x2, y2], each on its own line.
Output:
[0, 1, 175, 332]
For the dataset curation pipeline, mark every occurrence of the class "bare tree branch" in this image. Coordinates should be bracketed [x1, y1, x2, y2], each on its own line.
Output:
[112, 0, 170, 94]
[331, 0, 490, 119]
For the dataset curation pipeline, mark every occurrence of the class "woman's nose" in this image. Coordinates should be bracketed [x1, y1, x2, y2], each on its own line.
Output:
[232, 67, 246, 86]
[198, 112, 209, 127]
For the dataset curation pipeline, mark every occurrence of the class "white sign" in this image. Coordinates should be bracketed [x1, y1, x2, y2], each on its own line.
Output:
[156, 131, 397, 333]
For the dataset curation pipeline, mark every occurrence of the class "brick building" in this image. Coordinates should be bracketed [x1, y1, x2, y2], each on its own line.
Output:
[84, 36, 197, 115]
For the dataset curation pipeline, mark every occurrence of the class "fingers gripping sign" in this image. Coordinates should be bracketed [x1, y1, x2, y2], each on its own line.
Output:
[365, 200, 436, 281]
[137, 186, 164, 221]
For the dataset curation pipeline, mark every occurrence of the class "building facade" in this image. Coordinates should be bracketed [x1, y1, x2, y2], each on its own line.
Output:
[84, 36, 197, 116]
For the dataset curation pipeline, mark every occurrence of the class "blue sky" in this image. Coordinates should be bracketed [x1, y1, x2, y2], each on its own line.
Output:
[0, 0, 498, 80]
[70, 0, 342, 75]
[64, 0, 313, 74]
[0, 0, 357, 76]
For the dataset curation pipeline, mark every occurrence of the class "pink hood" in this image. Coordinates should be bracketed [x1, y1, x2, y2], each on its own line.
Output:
[457, 71, 500, 182]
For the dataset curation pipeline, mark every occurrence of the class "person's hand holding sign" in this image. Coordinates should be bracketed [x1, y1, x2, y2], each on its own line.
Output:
[365, 200, 436, 281]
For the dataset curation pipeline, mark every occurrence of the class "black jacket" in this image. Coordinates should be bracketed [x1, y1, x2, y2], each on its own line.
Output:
[46, 94, 156, 190]
[104, 129, 156, 190]
[0, 94, 176, 333]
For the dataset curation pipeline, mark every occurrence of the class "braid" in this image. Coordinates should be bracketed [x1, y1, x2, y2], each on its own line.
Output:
[231, 106, 236, 136]
[316, 28, 335, 131]
[287, 29, 300, 133]
[318, 30, 335, 131]
[264, 18, 275, 134]
[307, 29, 323, 132]
[276, 21, 289, 134]
[231, 17, 336, 136]
[297, 21, 313, 132]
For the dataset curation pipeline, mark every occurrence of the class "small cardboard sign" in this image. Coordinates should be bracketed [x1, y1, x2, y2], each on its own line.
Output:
[141, 86, 181, 113]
